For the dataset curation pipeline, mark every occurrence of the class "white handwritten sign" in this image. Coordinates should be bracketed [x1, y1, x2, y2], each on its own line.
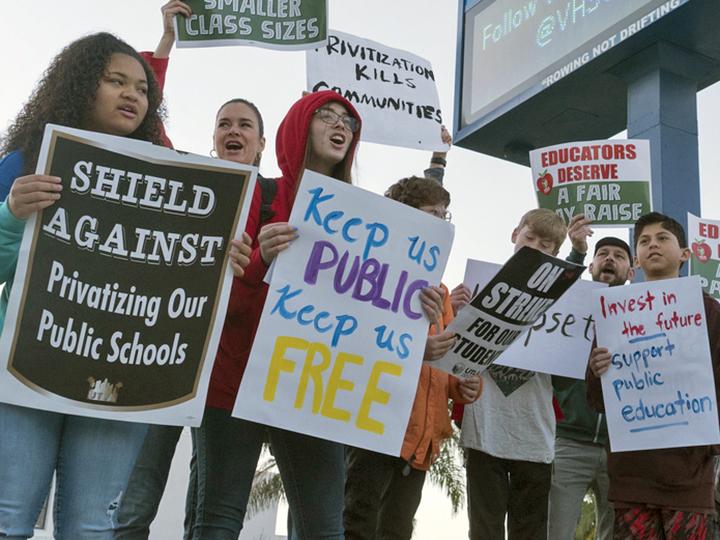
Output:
[306, 30, 446, 151]
[233, 171, 453, 455]
[594, 276, 720, 452]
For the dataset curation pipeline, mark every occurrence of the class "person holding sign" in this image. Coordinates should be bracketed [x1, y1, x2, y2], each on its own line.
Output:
[119, 95, 266, 538]
[200, 92, 445, 539]
[343, 176, 482, 540]
[454, 209, 586, 540]
[587, 212, 720, 538]
[194, 91, 363, 539]
[111, 2, 193, 536]
[114, 4, 260, 536]
[549, 236, 635, 540]
[0, 33, 169, 539]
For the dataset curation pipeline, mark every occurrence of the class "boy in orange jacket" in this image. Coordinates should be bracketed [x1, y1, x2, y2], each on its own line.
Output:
[343, 176, 482, 540]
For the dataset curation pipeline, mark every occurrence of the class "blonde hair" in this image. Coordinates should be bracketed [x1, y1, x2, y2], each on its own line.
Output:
[517, 209, 566, 253]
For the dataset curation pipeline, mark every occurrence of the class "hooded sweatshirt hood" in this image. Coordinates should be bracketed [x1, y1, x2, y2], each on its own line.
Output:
[275, 90, 361, 193]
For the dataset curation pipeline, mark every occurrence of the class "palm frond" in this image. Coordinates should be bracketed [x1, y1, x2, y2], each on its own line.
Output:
[246, 453, 286, 519]
[427, 429, 465, 515]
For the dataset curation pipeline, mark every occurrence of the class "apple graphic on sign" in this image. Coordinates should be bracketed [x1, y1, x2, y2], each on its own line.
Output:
[536, 170, 553, 195]
[692, 239, 711, 263]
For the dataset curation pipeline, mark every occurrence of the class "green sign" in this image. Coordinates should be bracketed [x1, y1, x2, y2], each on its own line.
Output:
[175, 0, 328, 50]
[688, 213, 720, 300]
[530, 140, 653, 227]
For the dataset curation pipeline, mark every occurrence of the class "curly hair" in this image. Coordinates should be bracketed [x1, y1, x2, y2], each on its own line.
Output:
[384, 175, 450, 210]
[1, 32, 165, 174]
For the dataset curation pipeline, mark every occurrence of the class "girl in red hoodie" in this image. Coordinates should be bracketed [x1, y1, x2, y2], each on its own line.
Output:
[194, 91, 445, 539]
[192, 91, 362, 540]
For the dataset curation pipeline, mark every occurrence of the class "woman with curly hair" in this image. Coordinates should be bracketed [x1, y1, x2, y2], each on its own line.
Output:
[0, 32, 166, 539]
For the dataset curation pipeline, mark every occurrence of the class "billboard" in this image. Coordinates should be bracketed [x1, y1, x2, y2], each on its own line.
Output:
[459, 0, 690, 131]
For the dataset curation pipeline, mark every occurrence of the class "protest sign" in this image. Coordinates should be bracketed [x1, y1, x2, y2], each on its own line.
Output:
[233, 171, 453, 455]
[461, 259, 604, 380]
[432, 248, 584, 382]
[0, 125, 256, 426]
[594, 276, 720, 452]
[174, 0, 327, 50]
[306, 30, 446, 151]
[530, 140, 652, 227]
[688, 212, 720, 301]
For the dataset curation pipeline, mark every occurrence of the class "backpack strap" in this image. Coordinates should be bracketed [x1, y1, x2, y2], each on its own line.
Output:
[258, 176, 277, 225]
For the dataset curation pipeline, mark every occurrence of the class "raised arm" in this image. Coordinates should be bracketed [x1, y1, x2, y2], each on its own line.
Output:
[154, 0, 192, 59]
[566, 213, 593, 261]
[424, 125, 451, 184]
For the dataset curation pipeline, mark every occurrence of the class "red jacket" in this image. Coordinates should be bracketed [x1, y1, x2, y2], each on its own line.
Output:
[139, 52, 173, 149]
[206, 91, 361, 410]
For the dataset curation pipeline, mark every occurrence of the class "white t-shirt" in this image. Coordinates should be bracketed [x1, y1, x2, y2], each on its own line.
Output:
[460, 369, 555, 463]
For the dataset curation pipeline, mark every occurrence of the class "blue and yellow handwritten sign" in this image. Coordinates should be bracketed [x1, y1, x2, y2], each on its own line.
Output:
[594, 276, 720, 452]
[232, 171, 453, 455]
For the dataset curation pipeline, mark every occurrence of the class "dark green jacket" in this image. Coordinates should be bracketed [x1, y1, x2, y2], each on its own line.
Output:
[553, 377, 608, 446]
[552, 247, 608, 446]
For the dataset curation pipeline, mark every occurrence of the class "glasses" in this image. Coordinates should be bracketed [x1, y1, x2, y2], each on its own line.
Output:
[419, 205, 452, 222]
[314, 108, 360, 133]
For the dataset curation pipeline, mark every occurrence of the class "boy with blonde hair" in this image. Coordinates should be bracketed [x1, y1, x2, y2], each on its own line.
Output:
[454, 209, 589, 540]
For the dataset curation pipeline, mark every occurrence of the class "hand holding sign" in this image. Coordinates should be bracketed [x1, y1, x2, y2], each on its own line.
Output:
[450, 283, 472, 316]
[588, 346, 611, 377]
[440, 125, 452, 146]
[155, 1, 192, 58]
[163, 1, 192, 34]
[419, 285, 445, 327]
[424, 331, 457, 362]
[259, 222, 298, 265]
[229, 232, 252, 277]
[567, 213, 593, 254]
[429, 125, 452, 163]
[8, 174, 63, 219]
[458, 375, 483, 402]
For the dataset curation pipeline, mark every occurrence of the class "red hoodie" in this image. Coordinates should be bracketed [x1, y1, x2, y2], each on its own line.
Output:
[206, 91, 362, 410]
[139, 52, 173, 149]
